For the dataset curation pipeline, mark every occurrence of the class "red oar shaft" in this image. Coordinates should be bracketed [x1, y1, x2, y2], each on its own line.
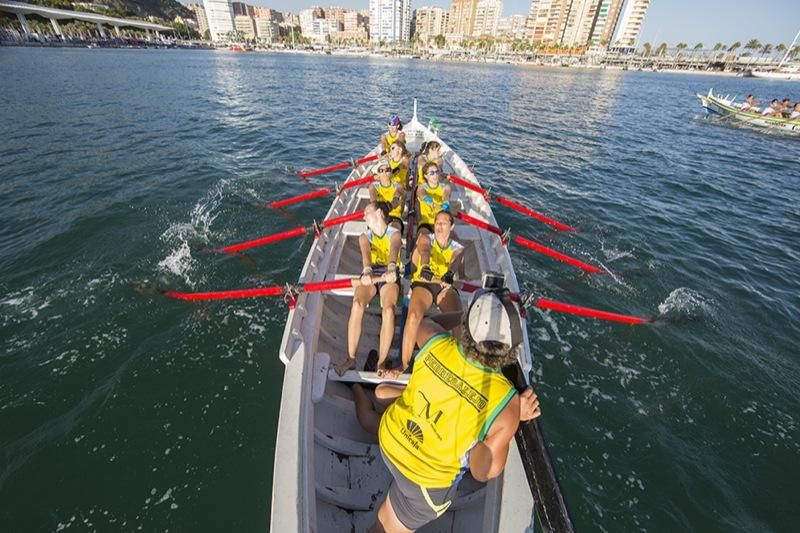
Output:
[456, 212, 504, 236]
[447, 174, 575, 232]
[494, 195, 577, 232]
[164, 286, 284, 301]
[512, 235, 601, 274]
[340, 174, 376, 190]
[298, 154, 379, 178]
[268, 188, 331, 209]
[534, 298, 651, 324]
[322, 210, 364, 228]
[221, 226, 308, 254]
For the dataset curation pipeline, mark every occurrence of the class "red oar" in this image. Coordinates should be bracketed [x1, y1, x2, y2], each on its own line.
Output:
[298, 154, 379, 179]
[455, 213, 601, 274]
[264, 175, 376, 209]
[447, 174, 577, 232]
[164, 276, 382, 302]
[217, 210, 364, 254]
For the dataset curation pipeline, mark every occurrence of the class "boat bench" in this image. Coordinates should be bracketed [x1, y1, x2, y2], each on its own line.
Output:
[312, 352, 410, 400]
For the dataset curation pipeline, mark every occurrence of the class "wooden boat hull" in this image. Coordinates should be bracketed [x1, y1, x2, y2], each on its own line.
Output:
[270, 108, 535, 532]
[697, 89, 800, 135]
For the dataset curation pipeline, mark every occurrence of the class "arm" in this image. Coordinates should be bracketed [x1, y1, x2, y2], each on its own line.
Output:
[358, 234, 372, 279]
[379, 134, 388, 154]
[417, 184, 426, 202]
[469, 396, 520, 482]
[441, 247, 464, 287]
[391, 186, 404, 210]
[368, 183, 377, 203]
[384, 232, 402, 283]
[442, 183, 452, 204]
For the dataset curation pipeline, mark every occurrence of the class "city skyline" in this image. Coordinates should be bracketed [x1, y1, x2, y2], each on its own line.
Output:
[219, 0, 799, 46]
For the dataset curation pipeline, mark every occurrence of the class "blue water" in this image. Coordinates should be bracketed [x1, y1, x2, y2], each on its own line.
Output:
[1, 48, 798, 532]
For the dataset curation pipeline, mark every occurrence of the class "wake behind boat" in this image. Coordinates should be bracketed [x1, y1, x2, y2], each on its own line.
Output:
[270, 107, 537, 532]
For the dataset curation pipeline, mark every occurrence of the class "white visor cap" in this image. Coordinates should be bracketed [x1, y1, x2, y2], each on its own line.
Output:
[467, 291, 518, 347]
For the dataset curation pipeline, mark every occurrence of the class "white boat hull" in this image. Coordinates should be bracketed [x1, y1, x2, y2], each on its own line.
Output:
[697, 89, 800, 134]
[750, 70, 800, 81]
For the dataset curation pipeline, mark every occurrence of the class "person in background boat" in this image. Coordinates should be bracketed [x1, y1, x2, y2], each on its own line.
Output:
[780, 98, 792, 118]
[790, 102, 800, 120]
[391, 209, 463, 381]
[370, 158, 405, 233]
[334, 202, 402, 377]
[369, 286, 542, 533]
[738, 94, 758, 112]
[761, 99, 783, 117]
[381, 115, 406, 155]
[389, 140, 411, 188]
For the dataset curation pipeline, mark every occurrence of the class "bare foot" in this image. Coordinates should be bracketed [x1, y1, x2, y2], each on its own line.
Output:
[334, 357, 356, 376]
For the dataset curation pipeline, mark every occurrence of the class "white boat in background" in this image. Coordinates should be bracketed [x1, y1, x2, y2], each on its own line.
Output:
[751, 29, 800, 81]
[269, 104, 538, 532]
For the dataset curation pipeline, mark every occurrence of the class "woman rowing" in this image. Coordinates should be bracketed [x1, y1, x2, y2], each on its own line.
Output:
[414, 141, 443, 188]
[392, 210, 463, 378]
[381, 114, 406, 155]
[369, 158, 405, 232]
[334, 202, 402, 377]
[388, 140, 411, 188]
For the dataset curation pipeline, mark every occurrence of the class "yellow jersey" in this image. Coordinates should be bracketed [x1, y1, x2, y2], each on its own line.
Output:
[412, 238, 462, 282]
[375, 182, 402, 219]
[389, 158, 408, 186]
[367, 226, 400, 266]
[418, 182, 445, 227]
[378, 333, 516, 487]
[385, 131, 400, 152]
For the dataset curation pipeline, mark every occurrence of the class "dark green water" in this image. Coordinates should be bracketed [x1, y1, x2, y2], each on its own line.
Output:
[1, 48, 798, 532]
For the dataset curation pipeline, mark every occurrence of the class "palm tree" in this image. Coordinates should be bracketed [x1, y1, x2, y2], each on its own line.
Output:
[434, 34, 445, 49]
[728, 41, 741, 53]
[676, 42, 688, 58]
[760, 43, 772, 62]
[656, 42, 668, 56]
[642, 42, 652, 56]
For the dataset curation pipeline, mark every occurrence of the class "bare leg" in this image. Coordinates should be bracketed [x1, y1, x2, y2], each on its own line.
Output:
[437, 287, 463, 338]
[369, 493, 414, 533]
[400, 286, 433, 368]
[352, 384, 381, 436]
[335, 284, 376, 375]
[375, 383, 406, 404]
[415, 229, 431, 270]
[377, 282, 400, 375]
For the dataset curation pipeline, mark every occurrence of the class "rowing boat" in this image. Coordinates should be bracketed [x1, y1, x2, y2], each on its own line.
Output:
[697, 88, 800, 135]
[269, 103, 537, 532]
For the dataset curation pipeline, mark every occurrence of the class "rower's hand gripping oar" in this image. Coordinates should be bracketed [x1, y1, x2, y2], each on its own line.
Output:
[297, 154, 380, 179]
[447, 174, 577, 232]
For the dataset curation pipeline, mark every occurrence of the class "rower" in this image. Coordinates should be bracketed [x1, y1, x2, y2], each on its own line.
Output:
[388, 140, 411, 188]
[780, 98, 792, 118]
[369, 158, 405, 232]
[415, 161, 452, 267]
[393, 210, 463, 378]
[415, 140, 443, 187]
[370, 279, 542, 533]
[380, 114, 406, 155]
[790, 102, 800, 120]
[333, 202, 402, 377]
[739, 94, 758, 112]
[761, 99, 782, 117]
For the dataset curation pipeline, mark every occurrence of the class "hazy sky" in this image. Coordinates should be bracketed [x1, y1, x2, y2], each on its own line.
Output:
[245, 0, 799, 46]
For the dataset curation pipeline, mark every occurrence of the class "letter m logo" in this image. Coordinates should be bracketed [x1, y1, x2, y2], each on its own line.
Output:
[417, 391, 443, 425]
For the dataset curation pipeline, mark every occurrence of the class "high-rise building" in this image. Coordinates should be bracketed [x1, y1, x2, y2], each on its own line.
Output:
[412, 6, 448, 42]
[472, 0, 502, 37]
[186, 3, 209, 37]
[447, 0, 478, 38]
[254, 17, 279, 41]
[496, 14, 526, 39]
[525, 0, 571, 44]
[203, 0, 234, 41]
[612, 0, 651, 47]
[588, 0, 623, 45]
[560, 0, 600, 47]
[325, 6, 347, 31]
[234, 14, 256, 39]
[369, 0, 411, 43]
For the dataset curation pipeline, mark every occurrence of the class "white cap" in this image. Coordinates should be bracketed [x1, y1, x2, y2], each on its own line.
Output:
[467, 290, 520, 347]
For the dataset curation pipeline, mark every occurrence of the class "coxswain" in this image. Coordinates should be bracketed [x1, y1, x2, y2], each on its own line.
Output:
[369, 158, 405, 232]
[381, 114, 406, 155]
[393, 210, 463, 378]
[334, 202, 402, 377]
[388, 140, 411, 188]
[369, 282, 542, 532]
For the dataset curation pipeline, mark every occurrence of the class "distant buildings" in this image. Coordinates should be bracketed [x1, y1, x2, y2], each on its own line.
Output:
[203, 0, 234, 41]
[613, 0, 650, 48]
[472, 0, 502, 37]
[496, 14, 526, 39]
[412, 6, 448, 43]
[447, 0, 478, 40]
[298, 6, 369, 43]
[589, 0, 624, 46]
[369, 0, 411, 43]
[186, 3, 209, 37]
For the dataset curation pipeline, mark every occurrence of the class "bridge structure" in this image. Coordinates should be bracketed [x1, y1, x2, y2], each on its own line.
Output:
[0, 0, 172, 40]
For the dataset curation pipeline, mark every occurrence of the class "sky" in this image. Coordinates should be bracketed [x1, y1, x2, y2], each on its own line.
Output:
[249, 0, 799, 47]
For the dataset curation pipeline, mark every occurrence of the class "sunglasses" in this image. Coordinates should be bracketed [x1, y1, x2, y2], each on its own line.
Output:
[426, 169, 441, 176]
[378, 167, 391, 173]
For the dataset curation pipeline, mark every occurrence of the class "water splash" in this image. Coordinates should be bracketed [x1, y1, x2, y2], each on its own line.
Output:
[657, 288, 714, 320]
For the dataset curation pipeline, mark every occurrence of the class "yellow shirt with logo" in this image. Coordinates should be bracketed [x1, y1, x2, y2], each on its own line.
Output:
[419, 182, 445, 227]
[389, 158, 408, 186]
[367, 226, 400, 267]
[412, 238, 462, 283]
[375, 182, 402, 220]
[378, 334, 516, 487]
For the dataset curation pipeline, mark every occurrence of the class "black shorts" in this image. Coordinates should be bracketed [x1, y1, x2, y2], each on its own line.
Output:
[381, 449, 459, 530]
[388, 216, 405, 234]
[417, 223, 434, 234]
[411, 281, 457, 304]
[372, 265, 400, 295]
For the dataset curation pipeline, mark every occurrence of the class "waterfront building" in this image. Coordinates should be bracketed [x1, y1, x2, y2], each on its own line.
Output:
[254, 16, 279, 42]
[412, 6, 448, 43]
[186, 3, 209, 37]
[496, 14, 526, 39]
[299, 7, 323, 38]
[324, 6, 347, 31]
[612, 0, 651, 48]
[231, 2, 254, 17]
[233, 14, 255, 39]
[339, 10, 369, 43]
[472, 0, 502, 37]
[202, 0, 234, 41]
[447, 0, 478, 39]
[560, 0, 601, 47]
[369, 0, 411, 44]
[525, 0, 570, 44]
[588, 0, 623, 46]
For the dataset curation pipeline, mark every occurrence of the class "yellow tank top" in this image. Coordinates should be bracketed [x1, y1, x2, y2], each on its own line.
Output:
[412, 238, 462, 282]
[378, 334, 516, 487]
[389, 158, 407, 186]
[385, 131, 400, 152]
[419, 182, 445, 226]
[375, 182, 402, 219]
[367, 226, 399, 266]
